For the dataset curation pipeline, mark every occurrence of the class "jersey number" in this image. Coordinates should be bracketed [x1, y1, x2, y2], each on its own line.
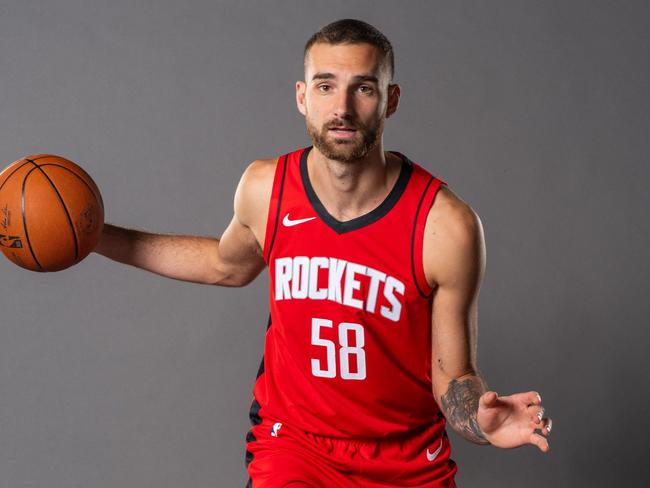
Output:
[311, 318, 366, 380]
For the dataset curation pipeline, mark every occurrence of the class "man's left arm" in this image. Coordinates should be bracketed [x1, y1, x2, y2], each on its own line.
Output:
[424, 188, 552, 452]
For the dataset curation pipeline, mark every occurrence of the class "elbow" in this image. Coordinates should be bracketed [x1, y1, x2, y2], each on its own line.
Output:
[207, 266, 261, 288]
[205, 272, 245, 288]
[213, 275, 254, 288]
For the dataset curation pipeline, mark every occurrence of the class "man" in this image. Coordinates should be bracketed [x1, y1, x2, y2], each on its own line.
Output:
[96, 19, 552, 487]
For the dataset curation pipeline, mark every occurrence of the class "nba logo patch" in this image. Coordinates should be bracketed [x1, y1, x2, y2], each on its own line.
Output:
[270, 422, 283, 437]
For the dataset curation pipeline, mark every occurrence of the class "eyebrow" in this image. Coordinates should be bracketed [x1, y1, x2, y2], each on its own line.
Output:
[311, 72, 379, 83]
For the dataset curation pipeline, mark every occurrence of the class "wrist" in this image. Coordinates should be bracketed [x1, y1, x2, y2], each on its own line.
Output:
[472, 417, 490, 445]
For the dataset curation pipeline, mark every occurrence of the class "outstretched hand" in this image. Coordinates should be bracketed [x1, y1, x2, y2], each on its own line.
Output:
[477, 390, 552, 453]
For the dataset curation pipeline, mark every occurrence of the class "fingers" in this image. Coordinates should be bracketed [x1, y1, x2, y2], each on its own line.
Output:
[530, 431, 550, 453]
[526, 404, 552, 435]
[537, 417, 552, 436]
[526, 391, 542, 406]
[528, 405, 545, 424]
[479, 391, 499, 408]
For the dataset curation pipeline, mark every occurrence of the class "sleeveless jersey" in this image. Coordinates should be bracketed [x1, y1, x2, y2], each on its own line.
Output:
[250, 146, 448, 440]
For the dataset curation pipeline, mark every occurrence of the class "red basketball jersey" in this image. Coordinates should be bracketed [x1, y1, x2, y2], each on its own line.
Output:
[250, 146, 448, 440]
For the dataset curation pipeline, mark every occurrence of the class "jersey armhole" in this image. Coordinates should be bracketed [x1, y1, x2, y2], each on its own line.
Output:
[411, 176, 446, 298]
[262, 154, 289, 263]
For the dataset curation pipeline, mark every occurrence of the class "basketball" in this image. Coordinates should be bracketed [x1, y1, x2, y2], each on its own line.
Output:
[0, 154, 104, 272]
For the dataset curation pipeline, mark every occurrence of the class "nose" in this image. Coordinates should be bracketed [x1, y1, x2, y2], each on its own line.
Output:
[332, 87, 355, 119]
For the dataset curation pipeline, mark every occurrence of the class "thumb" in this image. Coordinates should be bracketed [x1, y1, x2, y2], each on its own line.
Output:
[479, 391, 499, 408]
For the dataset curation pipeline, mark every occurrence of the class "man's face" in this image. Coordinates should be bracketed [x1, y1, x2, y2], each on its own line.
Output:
[296, 42, 399, 162]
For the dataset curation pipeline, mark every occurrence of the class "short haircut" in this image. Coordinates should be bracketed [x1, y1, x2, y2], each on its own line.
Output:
[304, 19, 395, 81]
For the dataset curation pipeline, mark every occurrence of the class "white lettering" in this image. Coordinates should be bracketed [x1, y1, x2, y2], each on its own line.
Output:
[328, 258, 346, 304]
[291, 256, 310, 299]
[343, 262, 365, 310]
[308, 257, 329, 300]
[381, 276, 405, 322]
[274, 256, 405, 321]
[365, 267, 387, 313]
[275, 257, 292, 300]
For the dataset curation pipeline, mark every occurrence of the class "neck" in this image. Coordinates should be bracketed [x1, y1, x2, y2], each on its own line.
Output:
[306, 142, 402, 222]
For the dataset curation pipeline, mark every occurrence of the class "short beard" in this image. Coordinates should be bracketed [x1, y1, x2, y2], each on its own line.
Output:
[306, 115, 383, 163]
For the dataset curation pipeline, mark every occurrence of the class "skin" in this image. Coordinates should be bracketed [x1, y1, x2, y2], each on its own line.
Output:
[95, 41, 552, 452]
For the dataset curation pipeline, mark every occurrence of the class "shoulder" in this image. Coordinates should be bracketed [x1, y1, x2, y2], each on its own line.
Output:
[423, 186, 486, 288]
[238, 158, 278, 193]
[427, 186, 483, 242]
[234, 158, 278, 228]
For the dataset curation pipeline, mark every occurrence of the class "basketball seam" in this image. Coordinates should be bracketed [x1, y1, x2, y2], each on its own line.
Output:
[24, 159, 80, 269]
[0, 154, 52, 192]
[21, 165, 44, 271]
[0, 162, 31, 193]
[38, 164, 104, 212]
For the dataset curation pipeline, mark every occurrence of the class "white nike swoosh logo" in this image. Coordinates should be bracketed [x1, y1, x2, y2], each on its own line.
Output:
[426, 439, 444, 462]
[282, 213, 316, 227]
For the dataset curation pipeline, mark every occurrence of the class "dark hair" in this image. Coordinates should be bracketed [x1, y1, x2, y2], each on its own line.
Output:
[304, 19, 395, 80]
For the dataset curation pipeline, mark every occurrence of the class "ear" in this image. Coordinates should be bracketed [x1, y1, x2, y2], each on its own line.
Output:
[296, 81, 307, 116]
[386, 83, 400, 119]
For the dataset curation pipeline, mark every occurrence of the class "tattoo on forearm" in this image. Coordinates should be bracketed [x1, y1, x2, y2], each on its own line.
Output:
[440, 378, 489, 444]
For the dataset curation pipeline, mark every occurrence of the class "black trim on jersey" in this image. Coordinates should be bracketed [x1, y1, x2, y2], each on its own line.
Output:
[245, 398, 262, 477]
[255, 315, 271, 379]
[300, 146, 413, 234]
[245, 400, 261, 469]
[249, 398, 262, 426]
[255, 357, 264, 379]
[244, 314, 272, 484]
[265, 154, 289, 262]
[411, 176, 435, 298]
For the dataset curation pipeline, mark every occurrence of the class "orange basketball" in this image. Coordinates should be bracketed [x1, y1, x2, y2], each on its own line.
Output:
[0, 154, 104, 272]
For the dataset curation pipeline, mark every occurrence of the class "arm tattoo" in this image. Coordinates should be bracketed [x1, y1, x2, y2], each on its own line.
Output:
[440, 378, 489, 444]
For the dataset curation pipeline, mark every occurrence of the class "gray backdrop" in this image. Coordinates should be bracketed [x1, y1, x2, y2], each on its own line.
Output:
[1, 1, 648, 486]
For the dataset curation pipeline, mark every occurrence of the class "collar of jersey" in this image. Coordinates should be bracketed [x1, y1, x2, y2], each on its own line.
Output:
[299, 146, 413, 234]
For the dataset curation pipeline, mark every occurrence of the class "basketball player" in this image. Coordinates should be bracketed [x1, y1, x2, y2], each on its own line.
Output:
[95, 19, 552, 487]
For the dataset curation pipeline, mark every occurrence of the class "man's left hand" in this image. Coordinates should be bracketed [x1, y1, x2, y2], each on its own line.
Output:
[477, 390, 552, 453]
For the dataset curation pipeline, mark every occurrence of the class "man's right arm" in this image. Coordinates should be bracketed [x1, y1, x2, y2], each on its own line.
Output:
[93, 159, 274, 287]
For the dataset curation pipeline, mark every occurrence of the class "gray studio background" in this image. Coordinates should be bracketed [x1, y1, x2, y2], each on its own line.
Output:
[1, 1, 648, 487]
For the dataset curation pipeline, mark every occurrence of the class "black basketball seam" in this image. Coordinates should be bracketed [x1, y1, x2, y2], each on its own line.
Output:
[1, 156, 56, 194]
[2, 156, 81, 270]
[0, 161, 32, 193]
[37, 164, 104, 253]
[38, 164, 104, 212]
[25, 159, 80, 267]
[21, 163, 44, 271]
[411, 176, 435, 298]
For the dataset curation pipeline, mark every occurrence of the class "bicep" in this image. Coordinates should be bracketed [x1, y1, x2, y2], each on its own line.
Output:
[426, 200, 486, 404]
[210, 159, 274, 286]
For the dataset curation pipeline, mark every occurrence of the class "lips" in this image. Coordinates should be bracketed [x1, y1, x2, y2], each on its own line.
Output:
[329, 127, 357, 138]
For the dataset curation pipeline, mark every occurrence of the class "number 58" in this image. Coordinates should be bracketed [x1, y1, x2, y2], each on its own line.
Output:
[311, 318, 366, 380]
